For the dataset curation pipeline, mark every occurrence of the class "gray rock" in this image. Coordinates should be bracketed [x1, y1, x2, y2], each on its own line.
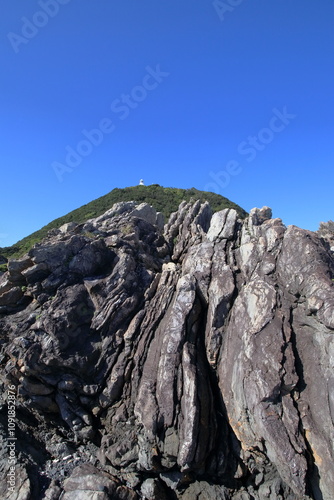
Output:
[249, 206, 272, 226]
[156, 211, 165, 230]
[130, 203, 157, 225]
[63, 464, 137, 499]
[141, 478, 170, 499]
[0, 285, 23, 306]
[207, 208, 238, 241]
[43, 480, 62, 499]
[59, 222, 78, 234]
[159, 471, 183, 490]
[0, 464, 31, 500]
[317, 219, 334, 252]
[22, 262, 49, 284]
[7, 256, 33, 282]
[0, 277, 12, 295]
[178, 481, 230, 499]
[0, 202, 333, 500]
[62, 492, 109, 500]
[21, 377, 54, 395]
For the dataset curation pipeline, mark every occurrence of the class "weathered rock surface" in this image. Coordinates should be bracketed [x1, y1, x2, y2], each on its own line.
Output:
[0, 201, 333, 499]
[317, 219, 334, 253]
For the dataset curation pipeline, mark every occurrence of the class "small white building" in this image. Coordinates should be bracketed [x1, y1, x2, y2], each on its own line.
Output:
[139, 179, 145, 186]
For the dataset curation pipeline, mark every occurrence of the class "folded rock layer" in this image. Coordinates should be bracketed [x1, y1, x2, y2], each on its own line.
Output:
[0, 201, 333, 500]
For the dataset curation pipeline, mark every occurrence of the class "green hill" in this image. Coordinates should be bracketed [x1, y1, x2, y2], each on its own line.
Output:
[0, 185, 247, 260]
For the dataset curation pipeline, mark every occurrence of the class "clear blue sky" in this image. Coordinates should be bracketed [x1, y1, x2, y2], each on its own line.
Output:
[1, 0, 333, 247]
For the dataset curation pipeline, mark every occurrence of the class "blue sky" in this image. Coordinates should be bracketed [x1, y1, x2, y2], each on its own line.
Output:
[1, 0, 333, 247]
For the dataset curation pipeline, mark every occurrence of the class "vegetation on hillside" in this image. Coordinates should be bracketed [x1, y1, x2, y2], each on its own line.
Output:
[0, 185, 247, 259]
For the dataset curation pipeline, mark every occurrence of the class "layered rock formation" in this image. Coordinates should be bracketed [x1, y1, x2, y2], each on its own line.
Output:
[0, 200, 333, 500]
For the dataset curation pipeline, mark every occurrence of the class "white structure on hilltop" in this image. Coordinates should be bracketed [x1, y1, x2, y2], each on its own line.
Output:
[139, 179, 145, 186]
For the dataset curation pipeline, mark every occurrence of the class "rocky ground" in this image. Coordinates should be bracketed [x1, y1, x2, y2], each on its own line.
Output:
[0, 200, 333, 499]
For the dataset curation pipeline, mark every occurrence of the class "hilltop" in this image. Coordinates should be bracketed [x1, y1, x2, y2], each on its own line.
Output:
[0, 185, 247, 259]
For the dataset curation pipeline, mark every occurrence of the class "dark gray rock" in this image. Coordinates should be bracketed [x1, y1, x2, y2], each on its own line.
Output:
[63, 463, 137, 499]
[0, 201, 332, 499]
[177, 481, 230, 499]
[22, 262, 50, 284]
[141, 478, 170, 499]
[7, 256, 33, 284]
[0, 285, 23, 306]
[43, 480, 62, 499]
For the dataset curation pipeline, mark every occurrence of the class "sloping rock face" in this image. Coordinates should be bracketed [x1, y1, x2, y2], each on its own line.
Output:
[317, 220, 334, 253]
[0, 201, 333, 500]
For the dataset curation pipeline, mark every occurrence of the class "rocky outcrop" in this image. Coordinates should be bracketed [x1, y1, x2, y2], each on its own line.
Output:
[317, 220, 334, 253]
[0, 201, 333, 499]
